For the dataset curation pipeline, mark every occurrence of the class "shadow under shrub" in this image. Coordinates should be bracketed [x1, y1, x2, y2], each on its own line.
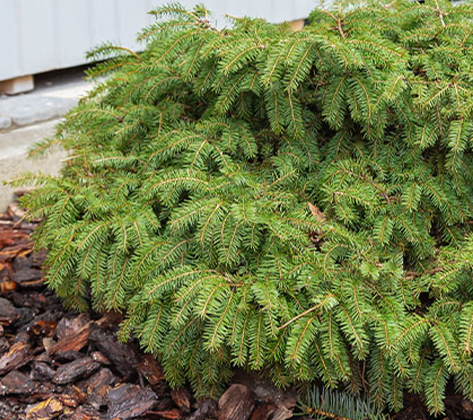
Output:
[17, 0, 473, 415]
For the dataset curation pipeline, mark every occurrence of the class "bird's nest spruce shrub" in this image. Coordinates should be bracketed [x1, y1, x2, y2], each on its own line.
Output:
[15, 0, 473, 415]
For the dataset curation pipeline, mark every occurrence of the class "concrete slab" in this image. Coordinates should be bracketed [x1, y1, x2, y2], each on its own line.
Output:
[0, 67, 100, 211]
[0, 120, 66, 212]
[0, 96, 76, 127]
[0, 68, 94, 130]
[0, 116, 11, 130]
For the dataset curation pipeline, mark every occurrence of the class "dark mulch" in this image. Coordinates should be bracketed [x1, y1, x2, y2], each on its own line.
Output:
[0, 199, 298, 420]
[0, 196, 472, 420]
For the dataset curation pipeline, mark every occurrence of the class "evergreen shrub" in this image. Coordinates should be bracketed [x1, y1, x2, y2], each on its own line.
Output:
[18, 0, 473, 414]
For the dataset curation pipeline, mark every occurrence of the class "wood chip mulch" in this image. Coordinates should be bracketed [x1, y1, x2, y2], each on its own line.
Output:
[1, 197, 473, 420]
[0, 199, 298, 420]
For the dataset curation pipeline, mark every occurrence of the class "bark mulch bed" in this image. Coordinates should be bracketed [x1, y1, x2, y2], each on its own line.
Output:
[0, 199, 298, 420]
[1, 196, 472, 420]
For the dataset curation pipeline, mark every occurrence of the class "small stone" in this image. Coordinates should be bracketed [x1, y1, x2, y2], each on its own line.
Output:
[42, 337, 56, 353]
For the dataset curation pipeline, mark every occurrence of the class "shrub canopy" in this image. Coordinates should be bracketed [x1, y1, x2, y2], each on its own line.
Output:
[20, 0, 473, 414]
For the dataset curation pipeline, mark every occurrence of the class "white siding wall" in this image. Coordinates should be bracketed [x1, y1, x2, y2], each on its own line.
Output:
[0, 0, 316, 82]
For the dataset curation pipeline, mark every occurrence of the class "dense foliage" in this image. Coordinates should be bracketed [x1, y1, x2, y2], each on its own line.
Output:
[17, 0, 473, 414]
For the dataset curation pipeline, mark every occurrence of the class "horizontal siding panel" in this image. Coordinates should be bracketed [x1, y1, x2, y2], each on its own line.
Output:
[0, 0, 21, 80]
[0, 0, 317, 81]
[89, 0, 120, 47]
[54, 0, 91, 68]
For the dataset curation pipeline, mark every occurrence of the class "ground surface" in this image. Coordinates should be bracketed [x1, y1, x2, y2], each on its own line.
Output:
[0, 197, 472, 420]
[0, 198, 299, 420]
[0, 67, 92, 130]
[0, 67, 94, 212]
